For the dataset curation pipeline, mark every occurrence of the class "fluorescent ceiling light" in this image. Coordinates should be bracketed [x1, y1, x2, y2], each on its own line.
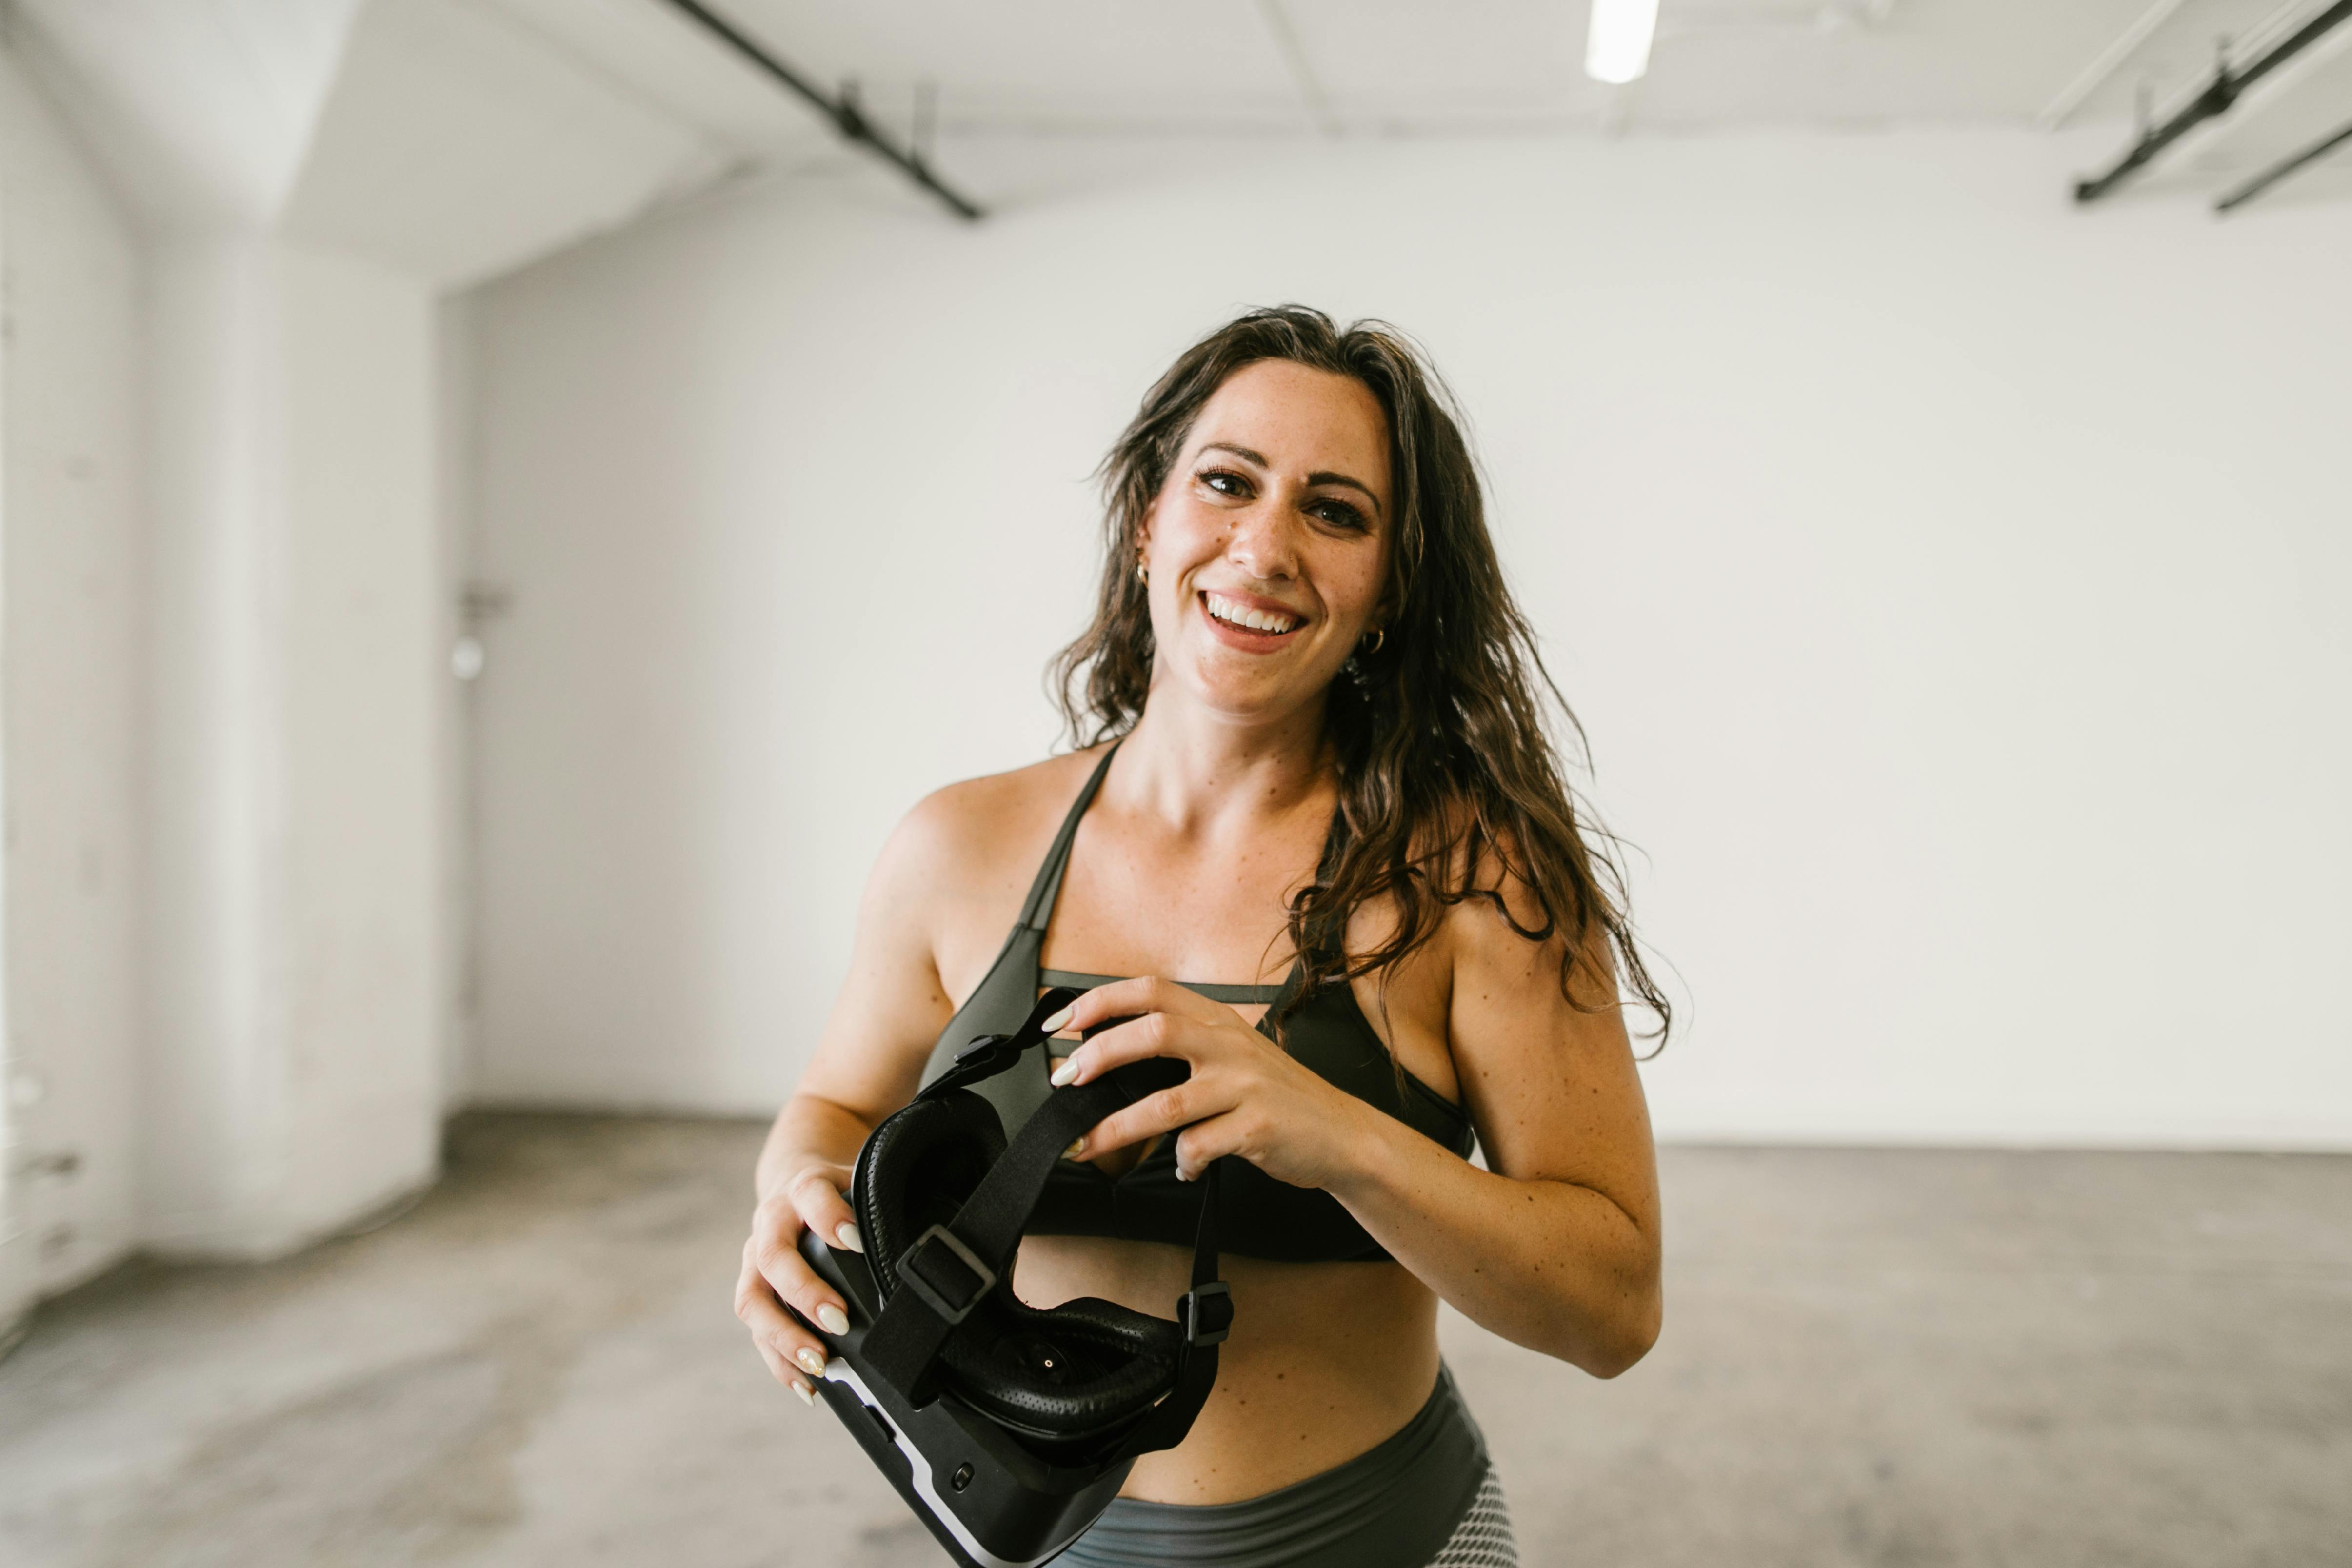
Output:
[1586, 0, 1661, 84]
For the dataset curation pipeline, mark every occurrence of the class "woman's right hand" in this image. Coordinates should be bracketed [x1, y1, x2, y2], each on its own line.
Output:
[735, 1157, 865, 1404]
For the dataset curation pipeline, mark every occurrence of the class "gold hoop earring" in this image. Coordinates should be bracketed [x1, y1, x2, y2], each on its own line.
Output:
[1136, 559, 1149, 586]
[1365, 627, 1386, 656]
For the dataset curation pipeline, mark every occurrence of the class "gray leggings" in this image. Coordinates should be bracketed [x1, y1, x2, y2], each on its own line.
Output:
[1055, 1367, 1516, 1568]
[1428, 1465, 1518, 1567]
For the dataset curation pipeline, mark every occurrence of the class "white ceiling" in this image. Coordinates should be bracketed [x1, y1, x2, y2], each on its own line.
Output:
[267, 0, 2352, 288]
[508, 0, 2340, 136]
[19, 0, 369, 227]
[283, 0, 733, 284]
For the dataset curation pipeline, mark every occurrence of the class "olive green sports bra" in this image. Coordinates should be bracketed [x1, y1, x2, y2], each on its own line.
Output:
[913, 745, 1476, 1264]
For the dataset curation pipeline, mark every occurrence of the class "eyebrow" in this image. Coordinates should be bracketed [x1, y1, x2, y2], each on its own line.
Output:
[1197, 442, 1384, 517]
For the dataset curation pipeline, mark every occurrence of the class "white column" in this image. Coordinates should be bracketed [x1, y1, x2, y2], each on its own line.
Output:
[140, 235, 297, 1251]
[140, 233, 443, 1257]
[0, 50, 24, 1340]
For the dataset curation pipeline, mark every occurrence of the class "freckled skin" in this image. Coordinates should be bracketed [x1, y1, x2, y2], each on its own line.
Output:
[737, 360, 1662, 1506]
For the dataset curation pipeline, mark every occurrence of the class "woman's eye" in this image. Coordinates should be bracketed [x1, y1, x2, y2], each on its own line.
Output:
[1200, 469, 1249, 497]
[1310, 500, 1368, 531]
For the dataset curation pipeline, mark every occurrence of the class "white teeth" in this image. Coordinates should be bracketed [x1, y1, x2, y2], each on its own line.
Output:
[1205, 592, 1298, 635]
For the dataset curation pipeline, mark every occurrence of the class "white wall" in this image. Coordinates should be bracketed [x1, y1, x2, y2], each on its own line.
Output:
[468, 130, 2352, 1147]
[277, 246, 442, 1236]
[132, 234, 448, 1259]
[2, 0, 775, 1291]
[1, 46, 148, 1297]
[0, 0, 881, 1315]
[6, 19, 453, 1267]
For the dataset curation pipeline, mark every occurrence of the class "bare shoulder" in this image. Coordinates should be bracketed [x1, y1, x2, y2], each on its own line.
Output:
[805, 750, 1112, 1110]
[1342, 806, 1601, 1101]
[900, 747, 1105, 869]
[1428, 814, 1616, 1014]
[870, 747, 1111, 937]
[1433, 818, 1650, 1195]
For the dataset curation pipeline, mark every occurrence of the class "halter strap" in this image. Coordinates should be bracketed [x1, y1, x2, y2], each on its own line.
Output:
[1016, 744, 1122, 933]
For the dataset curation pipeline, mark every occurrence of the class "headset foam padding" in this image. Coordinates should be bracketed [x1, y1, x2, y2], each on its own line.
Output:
[853, 1088, 1182, 1440]
[856, 1091, 1006, 1268]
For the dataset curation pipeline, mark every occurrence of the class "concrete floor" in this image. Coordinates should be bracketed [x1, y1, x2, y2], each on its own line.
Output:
[2, 1118, 2347, 1568]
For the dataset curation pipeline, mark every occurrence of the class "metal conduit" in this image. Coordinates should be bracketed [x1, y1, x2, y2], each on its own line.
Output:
[2216, 115, 2352, 210]
[652, 0, 984, 221]
[2073, 0, 2352, 204]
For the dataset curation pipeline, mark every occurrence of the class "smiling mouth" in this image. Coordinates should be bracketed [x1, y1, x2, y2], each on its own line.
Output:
[1202, 591, 1302, 635]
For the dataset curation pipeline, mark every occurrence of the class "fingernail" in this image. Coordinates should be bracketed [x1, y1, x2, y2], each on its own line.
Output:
[1050, 1057, 1079, 1087]
[817, 1303, 850, 1336]
[1042, 1006, 1073, 1033]
[796, 1346, 826, 1376]
[834, 1221, 864, 1255]
[1064, 1137, 1086, 1160]
[792, 1380, 815, 1407]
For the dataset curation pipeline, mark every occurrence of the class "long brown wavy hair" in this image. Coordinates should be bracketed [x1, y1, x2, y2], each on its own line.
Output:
[1051, 306, 1668, 1046]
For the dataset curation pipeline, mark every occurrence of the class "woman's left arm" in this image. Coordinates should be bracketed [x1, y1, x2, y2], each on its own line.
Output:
[1054, 898, 1661, 1378]
[1333, 895, 1662, 1375]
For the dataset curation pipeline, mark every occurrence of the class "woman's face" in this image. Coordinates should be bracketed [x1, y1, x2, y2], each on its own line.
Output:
[1139, 359, 1394, 724]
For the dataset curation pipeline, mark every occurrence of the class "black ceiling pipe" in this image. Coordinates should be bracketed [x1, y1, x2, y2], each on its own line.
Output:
[2074, 0, 2352, 204]
[2215, 115, 2352, 211]
[652, 0, 984, 221]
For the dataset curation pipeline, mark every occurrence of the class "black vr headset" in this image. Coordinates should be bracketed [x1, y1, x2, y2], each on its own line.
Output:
[793, 988, 1234, 1568]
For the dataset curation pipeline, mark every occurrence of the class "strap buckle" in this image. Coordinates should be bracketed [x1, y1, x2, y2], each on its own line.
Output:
[1179, 1281, 1233, 1347]
[925, 986, 1085, 1100]
[897, 1224, 997, 1326]
[950, 1031, 1020, 1074]
[921, 1030, 1026, 1101]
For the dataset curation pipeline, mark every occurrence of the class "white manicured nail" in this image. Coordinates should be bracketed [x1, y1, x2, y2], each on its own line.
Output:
[1041, 1006, 1073, 1033]
[1064, 1137, 1086, 1160]
[817, 1303, 849, 1336]
[792, 1380, 815, 1407]
[1050, 1058, 1079, 1087]
[834, 1221, 864, 1255]
[796, 1346, 826, 1376]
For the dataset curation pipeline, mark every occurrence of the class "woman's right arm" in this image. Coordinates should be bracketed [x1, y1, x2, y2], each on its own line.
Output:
[734, 792, 968, 1402]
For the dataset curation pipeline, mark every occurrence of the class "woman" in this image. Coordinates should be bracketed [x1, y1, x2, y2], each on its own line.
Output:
[736, 306, 1666, 1567]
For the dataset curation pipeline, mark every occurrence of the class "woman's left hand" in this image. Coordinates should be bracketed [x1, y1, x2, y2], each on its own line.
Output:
[1047, 976, 1379, 1190]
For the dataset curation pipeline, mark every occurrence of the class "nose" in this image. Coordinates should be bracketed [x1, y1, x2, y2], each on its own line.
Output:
[1223, 499, 1301, 583]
